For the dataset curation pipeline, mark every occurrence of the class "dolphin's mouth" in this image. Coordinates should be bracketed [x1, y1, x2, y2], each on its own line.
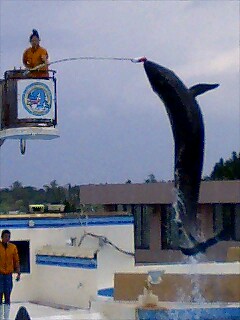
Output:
[144, 61, 168, 84]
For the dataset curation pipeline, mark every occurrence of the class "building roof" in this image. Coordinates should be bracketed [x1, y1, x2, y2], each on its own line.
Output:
[80, 180, 240, 205]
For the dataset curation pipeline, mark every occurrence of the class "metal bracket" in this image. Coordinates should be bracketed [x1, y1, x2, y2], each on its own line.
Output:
[20, 139, 26, 154]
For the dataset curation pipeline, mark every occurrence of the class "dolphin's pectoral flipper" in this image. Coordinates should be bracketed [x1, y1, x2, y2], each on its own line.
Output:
[189, 83, 219, 97]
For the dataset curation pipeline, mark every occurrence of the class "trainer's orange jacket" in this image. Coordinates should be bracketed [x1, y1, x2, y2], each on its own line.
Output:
[22, 45, 49, 78]
[0, 242, 20, 275]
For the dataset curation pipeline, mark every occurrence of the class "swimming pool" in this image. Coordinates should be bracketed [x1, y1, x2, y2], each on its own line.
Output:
[96, 289, 240, 320]
[137, 306, 240, 320]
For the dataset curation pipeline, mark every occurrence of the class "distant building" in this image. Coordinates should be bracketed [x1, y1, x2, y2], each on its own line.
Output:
[46, 204, 65, 213]
[8, 210, 20, 214]
[29, 204, 45, 213]
[80, 180, 240, 263]
[29, 204, 65, 213]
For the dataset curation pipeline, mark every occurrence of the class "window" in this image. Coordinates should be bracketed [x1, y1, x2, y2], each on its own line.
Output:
[116, 204, 129, 212]
[213, 204, 236, 240]
[234, 204, 240, 241]
[133, 205, 151, 249]
[11, 241, 30, 273]
[161, 205, 179, 250]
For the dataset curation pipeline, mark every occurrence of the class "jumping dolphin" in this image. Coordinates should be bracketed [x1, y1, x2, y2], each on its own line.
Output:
[143, 60, 226, 255]
[15, 306, 31, 320]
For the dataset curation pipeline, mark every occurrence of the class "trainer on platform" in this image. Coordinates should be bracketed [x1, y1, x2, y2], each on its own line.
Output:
[23, 29, 49, 78]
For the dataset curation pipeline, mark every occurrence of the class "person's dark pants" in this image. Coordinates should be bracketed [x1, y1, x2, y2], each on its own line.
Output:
[0, 274, 13, 305]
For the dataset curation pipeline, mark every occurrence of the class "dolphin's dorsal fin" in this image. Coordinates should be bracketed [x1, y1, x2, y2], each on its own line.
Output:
[189, 83, 219, 97]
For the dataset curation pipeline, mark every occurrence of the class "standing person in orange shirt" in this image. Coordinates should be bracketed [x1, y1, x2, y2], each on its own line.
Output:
[0, 230, 20, 320]
[22, 29, 49, 78]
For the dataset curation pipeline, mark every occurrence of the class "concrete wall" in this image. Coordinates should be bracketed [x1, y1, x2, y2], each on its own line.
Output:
[114, 271, 240, 302]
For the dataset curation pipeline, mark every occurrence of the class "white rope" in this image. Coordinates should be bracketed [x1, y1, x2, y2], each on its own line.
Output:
[23, 56, 146, 75]
[78, 231, 134, 257]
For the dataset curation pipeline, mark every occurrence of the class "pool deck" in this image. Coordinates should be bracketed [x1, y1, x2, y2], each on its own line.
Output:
[8, 301, 240, 320]
[10, 302, 107, 320]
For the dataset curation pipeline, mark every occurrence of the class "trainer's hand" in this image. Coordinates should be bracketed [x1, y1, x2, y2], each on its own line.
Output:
[41, 55, 48, 63]
[16, 273, 21, 282]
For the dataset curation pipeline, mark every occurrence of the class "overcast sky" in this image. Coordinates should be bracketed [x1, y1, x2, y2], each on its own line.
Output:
[0, 0, 239, 188]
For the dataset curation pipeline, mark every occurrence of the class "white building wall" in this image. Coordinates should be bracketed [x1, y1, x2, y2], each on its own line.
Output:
[11, 227, 81, 303]
[8, 218, 135, 308]
[76, 225, 135, 289]
[35, 266, 97, 308]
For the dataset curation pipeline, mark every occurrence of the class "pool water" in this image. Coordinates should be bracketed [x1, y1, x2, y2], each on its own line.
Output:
[97, 287, 240, 320]
[137, 307, 240, 320]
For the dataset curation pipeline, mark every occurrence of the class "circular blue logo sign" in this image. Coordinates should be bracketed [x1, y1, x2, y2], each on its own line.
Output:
[22, 82, 52, 116]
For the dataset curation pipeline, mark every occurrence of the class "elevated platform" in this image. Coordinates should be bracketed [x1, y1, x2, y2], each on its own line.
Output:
[0, 127, 59, 140]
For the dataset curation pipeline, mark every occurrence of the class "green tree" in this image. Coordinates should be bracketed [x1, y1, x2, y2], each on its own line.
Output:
[43, 180, 66, 204]
[145, 174, 157, 183]
[208, 151, 240, 180]
[0, 180, 81, 214]
[14, 200, 26, 212]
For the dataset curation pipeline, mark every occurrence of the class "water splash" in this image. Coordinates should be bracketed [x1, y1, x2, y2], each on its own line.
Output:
[173, 255, 207, 320]
[188, 256, 206, 304]
[171, 188, 196, 250]
[172, 188, 187, 223]
[172, 189, 207, 319]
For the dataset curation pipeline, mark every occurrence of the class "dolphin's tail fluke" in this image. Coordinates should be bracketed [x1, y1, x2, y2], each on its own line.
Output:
[179, 228, 231, 256]
[15, 306, 31, 320]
